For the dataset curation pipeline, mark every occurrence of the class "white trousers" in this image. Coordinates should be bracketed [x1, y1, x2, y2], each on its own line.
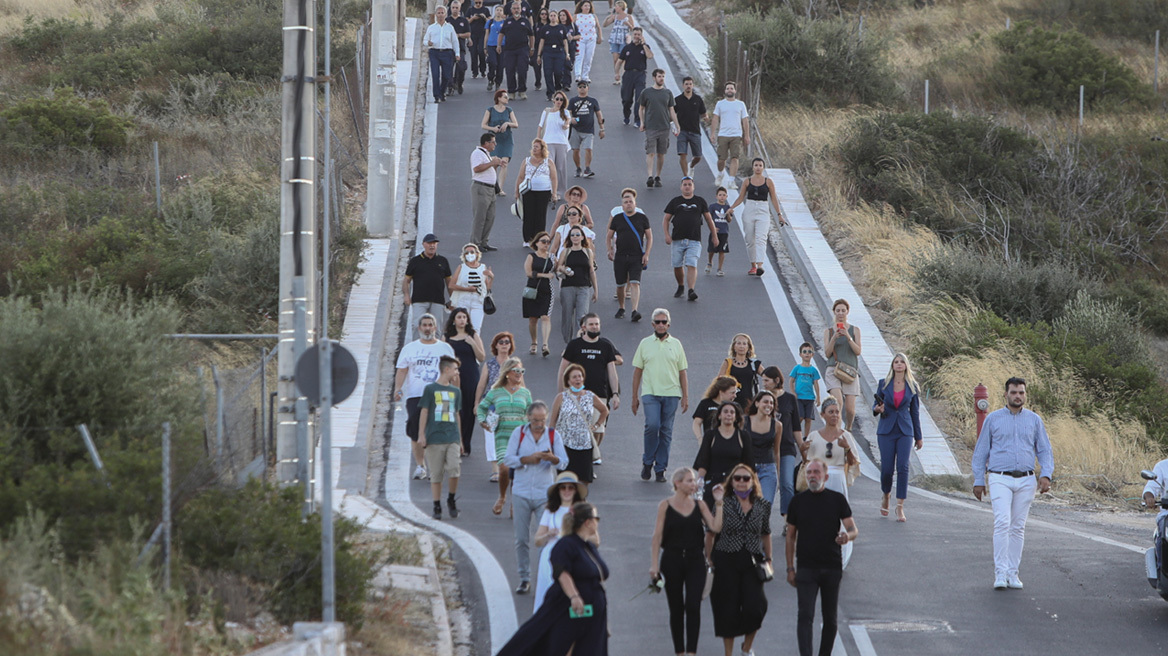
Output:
[547, 142, 570, 200]
[742, 199, 771, 263]
[988, 472, 1037, 578]
[575, 39, 597, 81]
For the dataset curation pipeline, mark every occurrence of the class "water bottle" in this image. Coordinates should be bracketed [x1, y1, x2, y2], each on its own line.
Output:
[694, 476, 705, 501]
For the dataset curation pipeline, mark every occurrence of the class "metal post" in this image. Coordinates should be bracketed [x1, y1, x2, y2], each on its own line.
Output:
[924, 79, 930, 114]
[366, 0, 398, 235]
[278, 0, 319, 488]
[321, 0, 337, 624]
[1079, 84, 1085, 126]
[152, 141, 162, 216]
[293, 276, 312, 516]
[1006, 17, 1010, 30]
[77, 424, 110, 488]
[161, 422, 171, 591]
[260, 347, 268, 466]
[211, 364, 225, 460]
[1155, 30, 1160, 94]
[858, 14, 864, 39]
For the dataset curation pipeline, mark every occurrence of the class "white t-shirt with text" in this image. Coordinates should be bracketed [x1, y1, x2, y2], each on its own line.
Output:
[396, 339, 456, 399]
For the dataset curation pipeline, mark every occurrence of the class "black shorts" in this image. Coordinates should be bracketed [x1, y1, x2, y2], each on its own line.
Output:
[406, 397, 422, 441]
[613, 253, 644, 286]
[709, 232, 729, 253]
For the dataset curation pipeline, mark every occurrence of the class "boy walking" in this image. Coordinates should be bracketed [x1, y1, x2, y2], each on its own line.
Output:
[788, 342, 822, 436]
[418, 356, 463, 519]
[705, 186, 733, 275]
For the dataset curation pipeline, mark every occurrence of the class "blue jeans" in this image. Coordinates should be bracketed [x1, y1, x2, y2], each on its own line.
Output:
[641, 395, 679, 472]
[542, 51, 566, 94]
[428, 48, 455, 100]
[756, 462, 777, 506]
[486, 46, 503, 86]
[878, 430, 913, 499]
[779, 454, 797, 515]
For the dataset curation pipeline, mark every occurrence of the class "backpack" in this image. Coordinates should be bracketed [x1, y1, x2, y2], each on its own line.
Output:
[517, 425, 555, 450]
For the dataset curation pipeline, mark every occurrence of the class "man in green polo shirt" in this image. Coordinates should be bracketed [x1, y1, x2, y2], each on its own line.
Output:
[630, 308, 689, 482]
[419, 356, 463, 519]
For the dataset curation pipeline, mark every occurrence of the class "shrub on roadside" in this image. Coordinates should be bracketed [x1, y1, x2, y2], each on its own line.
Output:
[178, 481, 375, 625]
[0, 89, 133, 155]
[1107, 277, 1168, 336]
[992, 22, 1153, 111]
[1016, 0, 1168, 41]
[721, 7, 898, 106]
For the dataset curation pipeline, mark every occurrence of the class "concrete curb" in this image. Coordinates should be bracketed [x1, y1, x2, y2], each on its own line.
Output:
[637, 0, 961, 476]
[635, 0, 712, 90]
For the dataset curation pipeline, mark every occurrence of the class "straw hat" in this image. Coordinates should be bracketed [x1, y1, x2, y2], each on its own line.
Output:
[547, 470, 588, 504]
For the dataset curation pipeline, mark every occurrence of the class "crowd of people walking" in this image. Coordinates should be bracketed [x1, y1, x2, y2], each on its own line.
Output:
[404, 3, 1057, 655]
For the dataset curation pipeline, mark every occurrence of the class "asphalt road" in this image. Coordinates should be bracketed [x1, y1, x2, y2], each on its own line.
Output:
[403, 7, 1168, 654]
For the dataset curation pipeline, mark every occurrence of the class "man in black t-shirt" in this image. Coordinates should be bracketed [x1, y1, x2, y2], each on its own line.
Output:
[662, 177, 717, 301]
[558, 312, 622, 464]
[567, 81, 604, 178]
[606, 188, 653, 322]
[618, 27, 652, 125]
[448, 2, 472, 95]
[403, 233, 453, 337]
[785, 460, 858, 656]
[674, 76, 707, 177]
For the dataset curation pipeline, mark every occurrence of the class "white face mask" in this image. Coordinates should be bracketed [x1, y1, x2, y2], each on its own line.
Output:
[465, 252, 478, 262]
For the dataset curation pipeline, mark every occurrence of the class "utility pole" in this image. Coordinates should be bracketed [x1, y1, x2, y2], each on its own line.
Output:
[278, 0, 318, 510]
[365, 0, 400, 236]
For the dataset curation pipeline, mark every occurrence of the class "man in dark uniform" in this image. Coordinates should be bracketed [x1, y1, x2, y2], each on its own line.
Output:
[466, 0, 492, 79]
[499, 1, 535, 100]
[618, 27, 653, 127]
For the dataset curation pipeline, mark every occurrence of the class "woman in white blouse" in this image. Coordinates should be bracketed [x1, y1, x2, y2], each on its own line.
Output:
[537, 91, 574, 206]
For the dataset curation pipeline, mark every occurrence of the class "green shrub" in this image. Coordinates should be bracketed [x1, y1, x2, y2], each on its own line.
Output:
[838, 111, 1037, 234]
[720, 7, 898, 106]
[992, 22, 1153, 111]
[0, 89, 134, 155]
[914, 246, 1099, 325]
[178, 481, 374, 625]
[1016, 0, 1168, 40]
[1108, 278, 1168, 336]
[1052, 290, 1148, 362]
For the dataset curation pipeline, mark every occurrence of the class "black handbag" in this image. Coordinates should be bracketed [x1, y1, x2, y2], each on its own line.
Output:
[753, 554, 775, 583]
[483, 292, 497, 315]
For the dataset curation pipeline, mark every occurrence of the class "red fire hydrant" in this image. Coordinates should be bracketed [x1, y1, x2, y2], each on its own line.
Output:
[974, 383, 989, 438]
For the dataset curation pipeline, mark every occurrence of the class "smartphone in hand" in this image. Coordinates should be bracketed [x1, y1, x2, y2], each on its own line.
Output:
[569, 604, 594, 619]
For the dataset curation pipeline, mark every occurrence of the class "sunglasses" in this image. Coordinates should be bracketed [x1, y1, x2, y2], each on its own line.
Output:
[537, 239, 551, 244]
[801, 349, 813, 354]
[591, 515, 601, 522]
[498, 339, 512, 344]
[653, 319, 669, 325]
[825, 442, 834, 458]
[511, 368, 526, 374]
[732, 474, 752, 482]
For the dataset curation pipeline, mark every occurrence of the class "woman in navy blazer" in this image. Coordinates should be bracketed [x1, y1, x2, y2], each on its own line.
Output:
[872, 353, 924, 522]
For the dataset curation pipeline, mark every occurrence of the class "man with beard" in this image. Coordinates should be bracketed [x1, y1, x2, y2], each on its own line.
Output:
[662, 177, 717, 301]
[394, 313, 456, 480]
[558, 313, 622, 466]
[710, 81, 750, 187]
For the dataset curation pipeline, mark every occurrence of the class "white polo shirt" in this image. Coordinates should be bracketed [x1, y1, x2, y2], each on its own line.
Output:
[470, 146, 496, 184]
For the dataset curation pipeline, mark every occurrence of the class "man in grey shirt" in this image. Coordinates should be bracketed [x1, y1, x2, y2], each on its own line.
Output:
[638, 68, 679, 189]
[971, 377, 1054, 591]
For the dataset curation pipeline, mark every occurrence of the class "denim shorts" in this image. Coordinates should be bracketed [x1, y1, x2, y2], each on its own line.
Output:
[676, 130, 703, 156]
[670, 239, 701, 268]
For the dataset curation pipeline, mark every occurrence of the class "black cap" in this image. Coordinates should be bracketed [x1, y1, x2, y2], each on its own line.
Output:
[577, 80, 589, 87]
[422, 233, 440, 243]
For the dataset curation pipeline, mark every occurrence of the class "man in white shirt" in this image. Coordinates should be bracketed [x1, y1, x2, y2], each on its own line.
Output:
[424, 6, 459, 103]
[394, 313, 456, 479]
[470, 132, 504, 251]
[710, 81, 751, 187]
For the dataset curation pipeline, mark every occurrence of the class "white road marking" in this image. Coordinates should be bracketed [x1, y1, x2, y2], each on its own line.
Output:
[851, 623, 879, 656]
[384, 97, 519, 653]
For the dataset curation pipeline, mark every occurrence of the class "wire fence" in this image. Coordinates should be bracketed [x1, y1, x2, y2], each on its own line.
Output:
[713, 19, 770, 166]
[200, 349, 277, 486]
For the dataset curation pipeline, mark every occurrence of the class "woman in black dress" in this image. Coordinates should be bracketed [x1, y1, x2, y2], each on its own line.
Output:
[693, 402, 753, 505]
[690, 375, 738, 442]
[709, 464, 772, 656]
[523, 231, 556, 357]
[650, 467, 724, 656]
[716, 333, 764, 408]
[445, 308, 486, 456]
[497, 501, 610, 656]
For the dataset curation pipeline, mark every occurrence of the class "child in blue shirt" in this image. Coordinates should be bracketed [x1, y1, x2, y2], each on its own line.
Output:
[706, 186, 733, 276]
[788, 341, 821, 436]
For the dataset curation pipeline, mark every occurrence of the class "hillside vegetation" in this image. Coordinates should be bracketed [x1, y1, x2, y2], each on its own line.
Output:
[0, 0, 375, 652]
[717, 0, 1168, 499]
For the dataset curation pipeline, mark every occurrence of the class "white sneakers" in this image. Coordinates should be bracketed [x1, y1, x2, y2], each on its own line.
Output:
[413, 465, 429, 480]
[994, 574, 1024, 589]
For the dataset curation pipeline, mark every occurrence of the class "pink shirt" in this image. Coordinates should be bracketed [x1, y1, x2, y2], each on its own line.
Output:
[893, 388, 905, 408]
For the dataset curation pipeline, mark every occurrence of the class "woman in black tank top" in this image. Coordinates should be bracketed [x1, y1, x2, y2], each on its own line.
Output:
[728, 157, 786, 277]
[650, 468, 725, 656]
[743, 390, 782, 508]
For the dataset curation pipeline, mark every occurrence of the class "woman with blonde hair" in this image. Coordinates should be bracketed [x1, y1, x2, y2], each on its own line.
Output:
[537, 91, 574, 204]
[555, 226, 599, 344]
[477, 356, 533, 515]
[449, 243, 494, 332]
[716, 333, 764, 408]
[601, 0, 634, 85]
[872, 353, 923, 522]
[515, 138, 559, 245]
[476, 332, 515, 482]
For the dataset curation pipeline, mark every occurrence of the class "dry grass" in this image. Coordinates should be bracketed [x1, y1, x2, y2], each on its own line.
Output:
[0, 0, 158, 34]
[928, 345, 1162, 498]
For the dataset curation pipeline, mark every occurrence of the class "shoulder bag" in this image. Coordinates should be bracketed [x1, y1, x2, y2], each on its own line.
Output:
[522, 257, 552, 300]
[482, 292, 497, 315]
[753, 553, 775, 583]
[830, 326, 859, 384]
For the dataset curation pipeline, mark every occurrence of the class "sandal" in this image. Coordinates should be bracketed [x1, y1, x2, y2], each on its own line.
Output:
[492, 497, 505, 515]
[542, 345, 550, 358]
[896, 504, 907, 523]
[530, 343, 538, 355]
[880, 494, 890, 517]
[489, 473, 499, 483]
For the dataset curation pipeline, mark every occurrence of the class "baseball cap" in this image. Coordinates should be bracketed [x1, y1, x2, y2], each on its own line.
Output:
[577, 80, 589, 87]
[422, 233, 440, 243]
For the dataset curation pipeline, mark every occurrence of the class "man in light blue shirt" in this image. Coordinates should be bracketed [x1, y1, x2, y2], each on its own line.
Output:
[503, 401, 568, 594]
[971, 377, 1054, 590]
